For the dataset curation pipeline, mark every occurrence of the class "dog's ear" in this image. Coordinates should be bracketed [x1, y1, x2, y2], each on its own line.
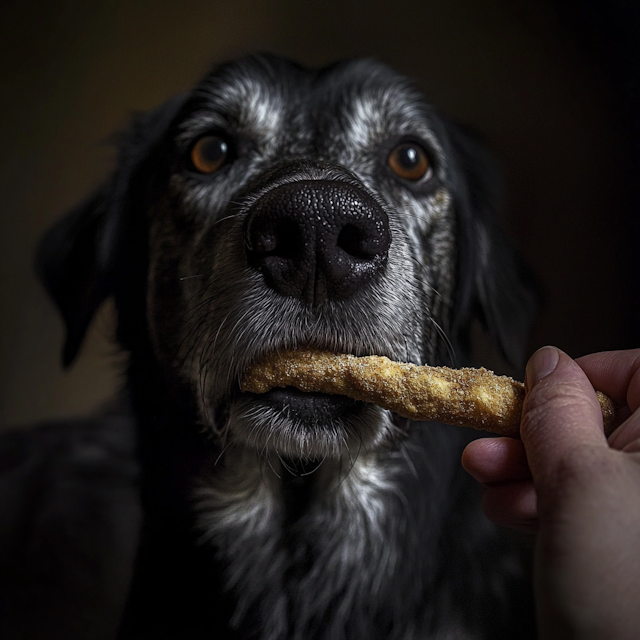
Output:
[446, 124, 538, 370]
[37, 94, 186, 368]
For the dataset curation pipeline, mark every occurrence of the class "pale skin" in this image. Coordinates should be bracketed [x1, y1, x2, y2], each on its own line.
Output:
[462, 347, 640, 640]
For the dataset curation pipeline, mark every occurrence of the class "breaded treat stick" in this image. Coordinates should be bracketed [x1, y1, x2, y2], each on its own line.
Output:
[241, 350, 616, 437]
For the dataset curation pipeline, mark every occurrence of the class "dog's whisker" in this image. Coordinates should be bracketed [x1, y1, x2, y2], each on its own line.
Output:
[213, 211, 244, 226]
[180, 314, 218, 380]
[428, 315, 456, 366]
[208, 313, 231, 363]
[213, 439, 234, 467]
[336, 446, 359, 489]
[300, 453, 327, 477]
[275, 451, 297, 476]
[399, 442, 419, 482]
[265, 450, 282, 480]
[178, 311, 215, 369]
[194, 311, 232, 391]
[181, 290, 217, 322]
[256, 433, 282, 480]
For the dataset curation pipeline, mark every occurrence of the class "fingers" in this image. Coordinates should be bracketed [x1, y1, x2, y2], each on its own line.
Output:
[522, 346, 607, 493]
[575, 349, 640, 412]
[462, 437, 530, 484]
[575, 350, 640, 451]
[481, 481, 538, 532]
[608, 409, 640, 452]
[463, 438, 537, 530]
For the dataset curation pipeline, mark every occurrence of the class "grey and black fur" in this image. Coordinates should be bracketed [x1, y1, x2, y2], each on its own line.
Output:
[0, 55, 537, 639]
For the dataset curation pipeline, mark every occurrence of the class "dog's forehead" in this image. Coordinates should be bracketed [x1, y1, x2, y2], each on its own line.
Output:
[314, 60, 446, 159]
[184, 57, 295, 139]
[180, 56, 446, 161]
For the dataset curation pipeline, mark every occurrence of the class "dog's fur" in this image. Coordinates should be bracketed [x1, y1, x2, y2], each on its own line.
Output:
[0, 55, 537, 639]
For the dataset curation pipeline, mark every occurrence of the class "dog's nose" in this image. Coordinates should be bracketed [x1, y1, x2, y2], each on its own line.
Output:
[245, 180, 390, 304]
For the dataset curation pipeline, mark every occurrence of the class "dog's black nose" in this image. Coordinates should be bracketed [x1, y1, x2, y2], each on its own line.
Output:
[245, 180, 390, 304]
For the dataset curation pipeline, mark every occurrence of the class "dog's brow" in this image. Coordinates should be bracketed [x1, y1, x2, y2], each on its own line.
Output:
[182, 74, 285, 142]
[342, 88, 446, 168]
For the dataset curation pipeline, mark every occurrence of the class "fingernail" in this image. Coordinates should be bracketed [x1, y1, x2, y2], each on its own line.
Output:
[525, 346, 559, 390]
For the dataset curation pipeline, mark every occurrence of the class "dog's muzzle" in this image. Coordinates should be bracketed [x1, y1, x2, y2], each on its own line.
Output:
[244, 179, 390, 305]
[225, 173, 398, 458]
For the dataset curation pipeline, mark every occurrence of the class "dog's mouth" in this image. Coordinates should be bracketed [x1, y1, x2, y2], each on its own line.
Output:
[256, 385, 360, 423]
[237, 348, 363, 424]
[217, 349, 401, 460]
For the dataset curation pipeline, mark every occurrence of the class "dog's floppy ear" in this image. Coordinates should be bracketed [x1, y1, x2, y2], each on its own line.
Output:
[37, 94, 187, 368]
[446, 124, 538, 370]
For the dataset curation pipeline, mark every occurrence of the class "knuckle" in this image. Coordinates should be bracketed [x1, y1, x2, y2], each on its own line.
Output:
[553, 444, 610, 485]
[537, 446, 620, 517]
[521, 381, 592, 438]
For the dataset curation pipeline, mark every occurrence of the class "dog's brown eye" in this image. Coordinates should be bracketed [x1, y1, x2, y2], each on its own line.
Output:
[191, 135, 228, 174]
[388, 143, 431, 181]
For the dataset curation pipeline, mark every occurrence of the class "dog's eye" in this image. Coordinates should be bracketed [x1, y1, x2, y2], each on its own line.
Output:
[190, 135, 229, 174]
[388, 143, 432, 181]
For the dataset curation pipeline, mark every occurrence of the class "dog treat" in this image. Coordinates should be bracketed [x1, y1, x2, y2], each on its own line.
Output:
[241, 350, 616, 437]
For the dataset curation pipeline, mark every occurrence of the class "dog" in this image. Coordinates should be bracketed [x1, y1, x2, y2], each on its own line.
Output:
[0, 54, 537, 639]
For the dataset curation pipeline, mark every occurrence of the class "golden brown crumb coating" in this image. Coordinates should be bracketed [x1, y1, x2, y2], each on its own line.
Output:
[241, 350, 616, 437]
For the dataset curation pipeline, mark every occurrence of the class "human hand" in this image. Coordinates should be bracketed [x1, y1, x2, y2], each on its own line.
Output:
[462, 347, 640, 639]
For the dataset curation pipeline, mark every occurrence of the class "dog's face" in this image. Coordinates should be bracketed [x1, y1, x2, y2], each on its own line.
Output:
[150, 57, 457, 460]
[38, 55, 534, 462]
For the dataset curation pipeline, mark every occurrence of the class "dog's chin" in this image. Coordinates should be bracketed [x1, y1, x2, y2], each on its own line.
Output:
[222, 389, 395, 460]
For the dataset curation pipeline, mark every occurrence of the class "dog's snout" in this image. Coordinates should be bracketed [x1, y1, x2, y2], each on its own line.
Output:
[245, 180, 390, 304]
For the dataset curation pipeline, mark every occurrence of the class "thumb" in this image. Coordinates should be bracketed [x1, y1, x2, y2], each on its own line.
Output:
[521, 346, 607, 492]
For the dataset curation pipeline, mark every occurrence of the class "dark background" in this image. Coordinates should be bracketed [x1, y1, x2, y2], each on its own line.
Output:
[1, 0, 638, 427]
